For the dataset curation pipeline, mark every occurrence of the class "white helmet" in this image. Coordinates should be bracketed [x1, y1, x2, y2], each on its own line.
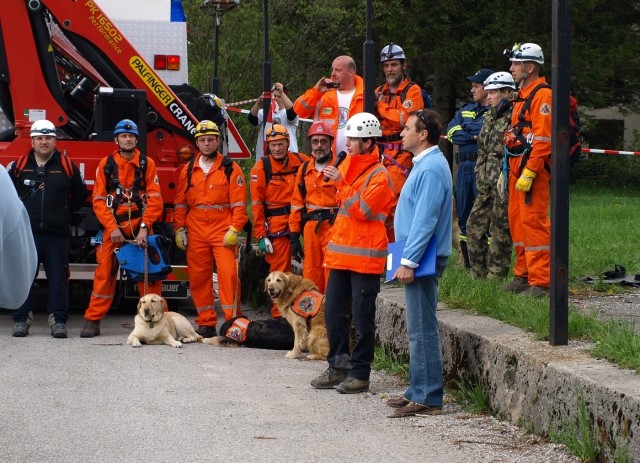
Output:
[380, 43, 406, 62]
[504, 42, 544, 65]
[483, 72, 516, 90]
[30, 119, 57, 137]
[345, 113, 382, 138]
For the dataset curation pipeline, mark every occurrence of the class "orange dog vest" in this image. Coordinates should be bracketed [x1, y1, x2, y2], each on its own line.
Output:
[291, 290, 324, 319]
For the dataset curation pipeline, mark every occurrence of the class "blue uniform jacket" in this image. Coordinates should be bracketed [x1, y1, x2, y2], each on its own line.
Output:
[446, 102, 489, 156]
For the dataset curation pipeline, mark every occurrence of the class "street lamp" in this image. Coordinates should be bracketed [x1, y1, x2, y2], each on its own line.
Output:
[200, 0, 240, 95]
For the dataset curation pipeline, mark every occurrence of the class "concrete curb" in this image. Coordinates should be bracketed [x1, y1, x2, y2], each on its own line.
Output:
[376, 286, 640, 461]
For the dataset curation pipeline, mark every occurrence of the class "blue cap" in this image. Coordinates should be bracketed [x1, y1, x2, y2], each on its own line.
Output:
[466, 68, 494, 83]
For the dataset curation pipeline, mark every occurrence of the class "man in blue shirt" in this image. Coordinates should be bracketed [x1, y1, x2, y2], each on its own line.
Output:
[446, 68, 492, 268]
[388, 109, 452, 418]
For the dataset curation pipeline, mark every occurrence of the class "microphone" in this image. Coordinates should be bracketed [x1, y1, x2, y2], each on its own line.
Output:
[24, 179, 41, 187]
[323, 151, 347, 182]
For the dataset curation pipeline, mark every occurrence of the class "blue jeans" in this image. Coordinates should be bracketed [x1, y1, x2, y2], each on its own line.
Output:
[456, 160, 477, 235]
[324, 269, 379, 380]
[13, 233, 69, 324]
[402, 257, 448, 406]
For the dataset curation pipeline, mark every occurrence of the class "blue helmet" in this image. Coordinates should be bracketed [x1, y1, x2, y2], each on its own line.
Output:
[114, 119, 139, 136]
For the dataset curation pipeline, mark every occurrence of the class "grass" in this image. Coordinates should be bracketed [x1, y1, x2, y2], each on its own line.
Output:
[448, 377, 490, 415]
[373, 343, 409, 381]
[438, 183, 640, 373]
[550, 391, 600, 462]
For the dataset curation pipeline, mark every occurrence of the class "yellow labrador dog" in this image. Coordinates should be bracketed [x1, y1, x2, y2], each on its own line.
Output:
[127, 293, 203, 348]
[264, 271, 329, 360]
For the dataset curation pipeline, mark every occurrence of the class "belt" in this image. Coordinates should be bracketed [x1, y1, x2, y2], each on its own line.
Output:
[457, 152, 478, 163]
[380, 134, 402, 142]
[302, 208, 338, 223]
[114, 209, 142, 223]
[265, 205, 291, 217]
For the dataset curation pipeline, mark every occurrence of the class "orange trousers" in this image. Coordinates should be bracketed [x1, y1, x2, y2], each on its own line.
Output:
[302, 219, 332, 294]
[85, 236, 162, 321]
[265, 235, 291, 318]
[508, 159, 551, 287]
[187, 236, 242, 328]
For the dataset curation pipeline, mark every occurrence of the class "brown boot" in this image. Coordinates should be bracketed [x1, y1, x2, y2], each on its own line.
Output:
[521, 285, 550, 298]
[501, 276, 530, 294]
[80, 320, 101, 338]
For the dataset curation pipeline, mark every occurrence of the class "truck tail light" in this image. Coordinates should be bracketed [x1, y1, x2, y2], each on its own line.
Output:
[167, 55, 180, 71]
[154, 54, 167, 70]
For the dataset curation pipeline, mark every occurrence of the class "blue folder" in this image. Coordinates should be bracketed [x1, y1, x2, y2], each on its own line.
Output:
[385, 236, 437, 282]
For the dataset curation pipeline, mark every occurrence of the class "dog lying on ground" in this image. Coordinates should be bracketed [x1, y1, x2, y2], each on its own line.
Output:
[201, 316, 294, 350]
[264, 271, 329, 360]
[127, 293, 203, 348]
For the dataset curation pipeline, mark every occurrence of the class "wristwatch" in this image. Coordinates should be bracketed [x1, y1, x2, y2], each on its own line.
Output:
[139, 222, 147, 230]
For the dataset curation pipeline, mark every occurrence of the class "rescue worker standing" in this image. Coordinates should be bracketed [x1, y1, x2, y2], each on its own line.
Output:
[289, 121, 339, 293]
[446, 68, 493, 268]
[502, 43, 552, 298]
[293, 55, 364, 155]
[81, 119, 163, 337]
[174, 120, 248, 338]
[311, 113, 394, 394]
[8, 119, 87, 338]
[375, 43, 424, 242]
[250, 125, 309, 318]
[467, 72, 515, 279]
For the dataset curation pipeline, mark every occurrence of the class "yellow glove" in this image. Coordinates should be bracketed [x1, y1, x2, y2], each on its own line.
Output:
[497, 172, 505, 199]
[515, 167, 536, 192]
[223, 226, 239, 247]
[175, 227, 188, 250]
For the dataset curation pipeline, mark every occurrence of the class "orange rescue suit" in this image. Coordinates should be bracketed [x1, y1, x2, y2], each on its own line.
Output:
[324, 147, 395, 274]
[85, 149, 163, 321]
[375, 78, 424, 241]
[290, 156, 339, 293]
[174, 153, 248, 327]
[251, 151, 309, 317]
[504, 76, 552, 287]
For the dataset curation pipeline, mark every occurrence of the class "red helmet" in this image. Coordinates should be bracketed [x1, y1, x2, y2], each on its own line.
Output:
[307, 120, 334, 139]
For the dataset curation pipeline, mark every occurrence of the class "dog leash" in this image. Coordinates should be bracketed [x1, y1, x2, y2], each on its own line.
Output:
[143, 244, 149, 296]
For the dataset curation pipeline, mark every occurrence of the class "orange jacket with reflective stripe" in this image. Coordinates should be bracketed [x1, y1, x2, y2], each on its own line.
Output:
[324, 147, 394, 274]
[293, 75, 365, 137]
[289, 156, 339, 234]
[375, 77, 424, 137]
[506, 76, 552, 175]
[92, 149, 163, 238]
[173, 153, 248, 235]
[250, 151, 310, 238]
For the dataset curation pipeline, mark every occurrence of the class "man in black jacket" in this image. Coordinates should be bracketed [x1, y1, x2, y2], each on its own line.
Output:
[8, 119, 87, 338]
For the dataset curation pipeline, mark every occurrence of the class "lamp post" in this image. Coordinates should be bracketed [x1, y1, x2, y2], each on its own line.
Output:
[200, 0, 240, 95]
[363, 0, 375, 113]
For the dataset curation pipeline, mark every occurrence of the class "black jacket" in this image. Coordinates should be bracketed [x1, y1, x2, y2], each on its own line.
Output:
[9, 149, 88, 236]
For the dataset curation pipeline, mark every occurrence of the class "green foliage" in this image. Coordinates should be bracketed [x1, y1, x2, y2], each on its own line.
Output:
[448, 377, 490, 414]
[550, 390, 600, 462]
[373, 343, 409, 381]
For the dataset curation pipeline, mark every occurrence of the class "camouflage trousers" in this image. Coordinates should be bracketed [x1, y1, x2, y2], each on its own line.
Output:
[466, 157, 512, 279]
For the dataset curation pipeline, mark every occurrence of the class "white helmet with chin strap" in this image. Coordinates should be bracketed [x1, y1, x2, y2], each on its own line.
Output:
[380, 43, 406, 62]
[30, 119, 57, 137]
[345, 113, 382, 138]
[483, 72, 516, 90]
[504, 42, 544, 65]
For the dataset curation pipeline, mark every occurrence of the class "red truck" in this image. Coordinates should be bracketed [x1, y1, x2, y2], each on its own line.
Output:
[0, 0, 249, 302]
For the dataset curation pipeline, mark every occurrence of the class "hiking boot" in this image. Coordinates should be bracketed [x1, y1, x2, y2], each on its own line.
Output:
[12, 322, 30, 337]
[80, 320, 101, 338]
[521, 285, 549, 298]
[50, 323, 67, 339]
[310, 367, 348, 389]
[336, 377, 370, 394]
[502, 276, 530, 294]
[195, 325, 217, 338]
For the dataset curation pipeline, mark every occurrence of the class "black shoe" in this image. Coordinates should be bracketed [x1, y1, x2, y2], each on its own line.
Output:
[195, 325, 217, 338]
[51, 323, 67, 339]
[310, 367, 348, 389]
[336, 377, 370, 394]
[12, 322, 30, 337]
[80, 320, 101, 338]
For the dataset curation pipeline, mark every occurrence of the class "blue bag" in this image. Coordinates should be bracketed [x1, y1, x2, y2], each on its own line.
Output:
[115, 235, 172, 282]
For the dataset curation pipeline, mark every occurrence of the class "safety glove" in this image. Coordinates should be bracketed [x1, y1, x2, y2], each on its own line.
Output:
[515, 167, 536, 192]
[290, 232, 304, 261]
[223, 226, 239, 247]
[259, 236, 274, 254]
[175, 227, 188, 250]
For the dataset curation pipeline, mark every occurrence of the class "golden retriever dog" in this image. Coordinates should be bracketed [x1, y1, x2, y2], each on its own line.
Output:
[127, 293, 203, 348]
[264, 271, 329, 360]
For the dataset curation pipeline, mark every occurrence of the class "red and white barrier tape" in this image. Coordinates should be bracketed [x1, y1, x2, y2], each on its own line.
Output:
[582, 148, 640, 156]
[224, 105, 313, 123]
